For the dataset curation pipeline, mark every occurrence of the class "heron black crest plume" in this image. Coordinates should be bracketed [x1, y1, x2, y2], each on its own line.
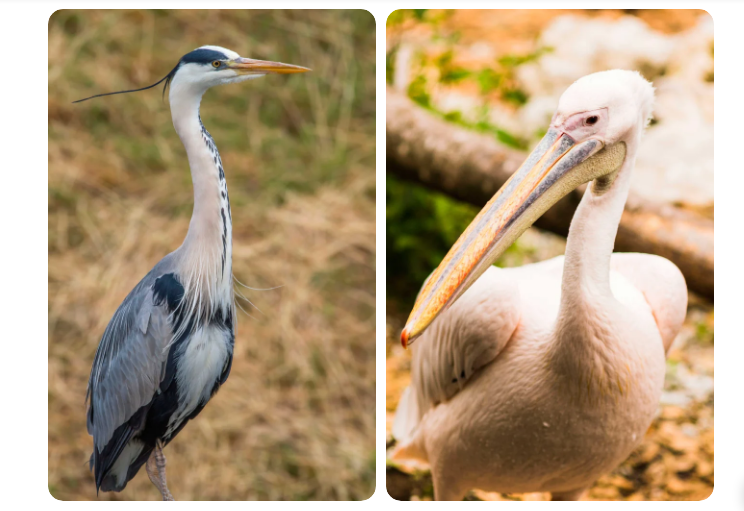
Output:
[72, 63, 180, 104]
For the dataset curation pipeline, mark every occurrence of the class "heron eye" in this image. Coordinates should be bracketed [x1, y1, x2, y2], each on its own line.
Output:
[212, 61, 221, 68]
[585, 115, 599, 126]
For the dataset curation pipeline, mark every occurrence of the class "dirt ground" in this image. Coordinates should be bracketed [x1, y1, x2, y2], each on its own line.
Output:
[49, 10, 375, 501]
[385, 9, 713, 501]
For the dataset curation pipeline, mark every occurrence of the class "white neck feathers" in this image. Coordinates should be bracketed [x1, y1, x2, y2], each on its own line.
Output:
[169, 85, 234, 325]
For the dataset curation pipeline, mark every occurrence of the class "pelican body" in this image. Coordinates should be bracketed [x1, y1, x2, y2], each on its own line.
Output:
[392, 70, 687, 500]
[81, 46, 308, 499]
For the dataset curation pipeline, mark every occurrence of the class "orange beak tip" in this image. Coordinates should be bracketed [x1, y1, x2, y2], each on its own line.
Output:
[400, 328, 410, 349]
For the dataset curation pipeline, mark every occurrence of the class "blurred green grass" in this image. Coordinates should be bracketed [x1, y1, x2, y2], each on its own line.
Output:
[386, 175, 476, 302]
[386, 175, 563, 307]
[49, 9, 375, 501]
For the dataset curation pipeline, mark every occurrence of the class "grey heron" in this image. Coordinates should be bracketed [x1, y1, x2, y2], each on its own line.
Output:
[75, 45, 309, 500]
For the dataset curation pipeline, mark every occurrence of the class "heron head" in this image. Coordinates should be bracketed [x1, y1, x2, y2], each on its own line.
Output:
[400, 70, 655, 347]
[73, 45, 309, 104]
[170, 45, 310, 92]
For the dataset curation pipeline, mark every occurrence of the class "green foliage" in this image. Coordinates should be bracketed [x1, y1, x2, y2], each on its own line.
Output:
[386, 174, 478, 303]
[440, 68, 471, 83]
[436, 50, 471, 84]
[387, 9, 430, 27]
[394, 43, 551, 153]
[412, 9, 428, 21]
[440, 106, 528, 150]
[695, 320, 714, 345]
[388, 9, 455, 29]
[443, 110, 463, 123]
[497, 47, 552, 69]
[386, 45, 397, 84]
[502, 87, 529, 106]
[386, 10, 407, 27]
[476, 68, 502, 94]
[407, 75, 432, 108]
[386, 174, 545, 306]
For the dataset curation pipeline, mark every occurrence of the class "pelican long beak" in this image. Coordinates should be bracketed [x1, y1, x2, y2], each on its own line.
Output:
[400, 128, 627, 347]
[226, 57, 310, 75]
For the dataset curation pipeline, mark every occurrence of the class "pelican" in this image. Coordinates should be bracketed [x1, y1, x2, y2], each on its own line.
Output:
[391, 70, 688, 501]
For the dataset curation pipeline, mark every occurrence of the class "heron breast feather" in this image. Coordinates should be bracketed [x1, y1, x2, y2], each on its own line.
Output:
[168, 325, 232, 432]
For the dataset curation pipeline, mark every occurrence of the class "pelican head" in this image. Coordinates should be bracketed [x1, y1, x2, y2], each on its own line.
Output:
[401, 70, 655, 347]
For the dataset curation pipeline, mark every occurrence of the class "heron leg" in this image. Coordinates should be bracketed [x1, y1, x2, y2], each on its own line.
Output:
[145, 453, 163, 494]
[145, 441, 175, 501]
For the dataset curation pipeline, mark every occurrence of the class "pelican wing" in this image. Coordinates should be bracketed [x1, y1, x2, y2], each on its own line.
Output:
[609, 253, 687, 353]
[393, 267, 521, 444]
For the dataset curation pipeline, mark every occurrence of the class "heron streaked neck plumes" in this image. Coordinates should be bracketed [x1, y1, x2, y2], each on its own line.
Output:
[169, 84, 234, 333]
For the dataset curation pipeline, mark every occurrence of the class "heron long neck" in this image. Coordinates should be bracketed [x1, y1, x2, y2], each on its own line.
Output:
[170, 89, 233, 310]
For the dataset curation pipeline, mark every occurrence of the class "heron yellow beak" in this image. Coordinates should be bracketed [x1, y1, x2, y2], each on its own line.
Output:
[226, 57, 310, 75]
[400, 128, 627, 348]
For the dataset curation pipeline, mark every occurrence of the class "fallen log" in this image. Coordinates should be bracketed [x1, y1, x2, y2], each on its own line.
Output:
[386, 88, 714, 300]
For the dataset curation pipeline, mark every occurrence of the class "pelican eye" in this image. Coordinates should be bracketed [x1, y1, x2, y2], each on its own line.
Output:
[585, 115, 599, 126]
[212, 61, 221, 68]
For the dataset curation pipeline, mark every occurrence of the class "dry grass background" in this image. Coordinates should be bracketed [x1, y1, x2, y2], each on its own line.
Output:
[48, 9, 375, 501]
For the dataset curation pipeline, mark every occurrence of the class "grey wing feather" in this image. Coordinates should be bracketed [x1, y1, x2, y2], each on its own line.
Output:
[86, 256, 177, 451]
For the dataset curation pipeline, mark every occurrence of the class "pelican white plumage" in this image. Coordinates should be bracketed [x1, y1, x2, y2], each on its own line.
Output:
[391, 70, 688, 501]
